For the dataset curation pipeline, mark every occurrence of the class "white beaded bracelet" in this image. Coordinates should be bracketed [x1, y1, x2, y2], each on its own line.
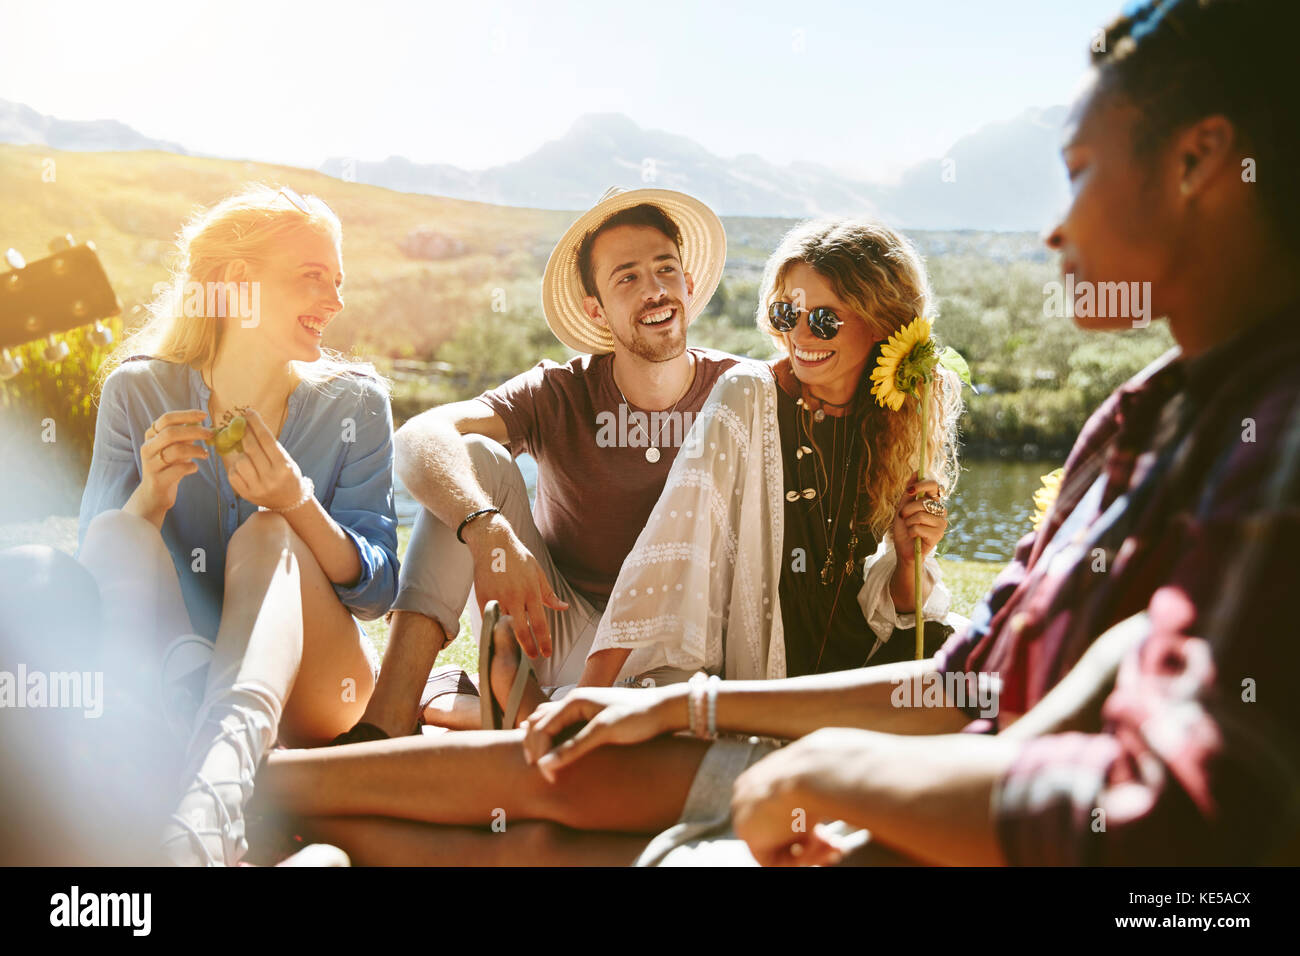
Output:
[266, 476, 315, 514]
[687, 671, 708, 738]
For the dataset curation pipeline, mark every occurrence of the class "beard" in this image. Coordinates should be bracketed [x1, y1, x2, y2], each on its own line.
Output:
[610, 300, 688, 363]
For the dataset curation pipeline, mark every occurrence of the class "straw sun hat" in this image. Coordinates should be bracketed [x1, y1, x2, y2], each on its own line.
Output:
[540, 186, 727, 354]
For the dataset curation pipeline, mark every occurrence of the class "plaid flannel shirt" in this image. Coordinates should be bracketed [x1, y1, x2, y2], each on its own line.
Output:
[934, 303, 1300, 864]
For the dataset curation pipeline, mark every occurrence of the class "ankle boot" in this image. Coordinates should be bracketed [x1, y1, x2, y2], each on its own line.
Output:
[161, 680, 282, 866]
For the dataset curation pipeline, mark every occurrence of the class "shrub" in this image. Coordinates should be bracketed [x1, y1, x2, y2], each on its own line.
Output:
[0, 318, 123, 517]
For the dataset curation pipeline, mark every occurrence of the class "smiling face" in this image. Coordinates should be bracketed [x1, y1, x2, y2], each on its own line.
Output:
[775, 260, 878, 398]
[1045, 73, 1180, 329]
[583, 224, 695, 363]
[232, 225, 344, 362]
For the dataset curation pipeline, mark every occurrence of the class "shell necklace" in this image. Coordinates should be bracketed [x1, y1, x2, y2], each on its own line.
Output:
[788, 395, 863, 586]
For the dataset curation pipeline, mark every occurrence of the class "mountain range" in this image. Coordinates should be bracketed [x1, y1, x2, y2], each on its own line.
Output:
[0, 98, 187, 154]
[2, 98, 1068, 231]
[319, 109, 1069, 231]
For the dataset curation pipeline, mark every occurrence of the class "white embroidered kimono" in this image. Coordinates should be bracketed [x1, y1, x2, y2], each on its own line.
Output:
[589, 362, 951, 683]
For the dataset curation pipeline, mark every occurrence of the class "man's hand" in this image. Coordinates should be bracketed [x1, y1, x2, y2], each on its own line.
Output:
[463, 513, 568, 659]
[520, 684, 685, 782]
[731, 729, 863, 867]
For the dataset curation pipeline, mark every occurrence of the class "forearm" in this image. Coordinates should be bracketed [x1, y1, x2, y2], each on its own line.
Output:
[658, 660, 972, 740]
[795, 729, 1020, 865]
[283, 498, 363, 586]
[394, 412, 496, 528]
[580, 648, 632, 687]
[123, 484, 165, 529]
[888, 559, 931, 614]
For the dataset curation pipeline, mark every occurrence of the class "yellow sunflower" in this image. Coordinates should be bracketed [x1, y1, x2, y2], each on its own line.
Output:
[1031, 467, 1064, 531]
[867, 316, 967, 662]
[870, 317, 936, 411]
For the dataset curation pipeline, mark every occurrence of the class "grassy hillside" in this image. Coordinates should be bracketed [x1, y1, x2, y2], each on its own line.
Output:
[2, 142, 1173, 471]
[1, 143, 1064, 366]
[0, 143, 572, 359]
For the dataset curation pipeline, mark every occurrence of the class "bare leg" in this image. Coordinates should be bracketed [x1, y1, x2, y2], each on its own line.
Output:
[204, 511, 375, 746]
[79, 509, 194, 667]
[300, 816, 649, 866]
[421, 688, 483, 731]
[202, 511, 303, 707]
[164, 512, 303, 863]
[277, 530, 376, 745]
[361, 608, 449, 736]
[166, 512, 371, 863]
[260, 730, 710, 834]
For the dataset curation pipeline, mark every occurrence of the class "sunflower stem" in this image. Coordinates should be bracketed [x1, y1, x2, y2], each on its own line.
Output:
[914, 375, 930, 660]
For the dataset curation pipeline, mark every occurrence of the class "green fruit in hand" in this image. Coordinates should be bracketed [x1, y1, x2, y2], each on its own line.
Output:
[211, 415, 246, 456]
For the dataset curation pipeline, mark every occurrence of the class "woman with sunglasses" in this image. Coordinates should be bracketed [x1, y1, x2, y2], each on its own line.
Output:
[248, 0, 1297, 868]
[77, 183, 399, 865]
[578, 218, 964, 687]
[247, 221, 963, 865]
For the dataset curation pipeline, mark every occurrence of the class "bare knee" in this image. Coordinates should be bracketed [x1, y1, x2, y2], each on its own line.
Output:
[462, 432, 512, 473]
[227, 511, 294, 563]
[529, 770, 597, 830]
[83, 508, 164, 555]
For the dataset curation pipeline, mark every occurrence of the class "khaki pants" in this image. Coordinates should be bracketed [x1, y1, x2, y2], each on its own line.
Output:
[392, 434, 607, 692]
[394, 434, 698, 693]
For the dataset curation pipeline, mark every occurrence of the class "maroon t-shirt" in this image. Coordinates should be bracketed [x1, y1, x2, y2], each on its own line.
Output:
[477, 347, 740, 606]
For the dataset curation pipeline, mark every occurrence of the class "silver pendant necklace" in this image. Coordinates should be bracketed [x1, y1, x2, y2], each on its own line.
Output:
[613, 352, 694, 463]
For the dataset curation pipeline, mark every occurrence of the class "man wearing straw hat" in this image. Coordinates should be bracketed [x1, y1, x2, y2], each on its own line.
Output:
[341, 187, 740, 741]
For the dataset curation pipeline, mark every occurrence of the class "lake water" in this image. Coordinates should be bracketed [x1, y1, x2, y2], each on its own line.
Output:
[394, 453, 1064, 564]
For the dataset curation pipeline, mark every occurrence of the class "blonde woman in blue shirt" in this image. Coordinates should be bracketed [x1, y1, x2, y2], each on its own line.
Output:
[77, 184, 399, 866]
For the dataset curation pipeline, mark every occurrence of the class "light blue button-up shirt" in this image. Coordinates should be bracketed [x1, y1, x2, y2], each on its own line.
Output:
[78, 357, 400, 640]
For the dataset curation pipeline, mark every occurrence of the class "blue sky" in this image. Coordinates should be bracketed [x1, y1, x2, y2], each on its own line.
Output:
[2, 0, 1119, 180]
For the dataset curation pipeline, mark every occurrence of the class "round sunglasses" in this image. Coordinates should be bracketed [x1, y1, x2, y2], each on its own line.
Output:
[768, 301, 844, 340]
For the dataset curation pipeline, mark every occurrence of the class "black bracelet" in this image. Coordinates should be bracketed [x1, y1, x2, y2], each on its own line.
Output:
[456, 507, 501, 544]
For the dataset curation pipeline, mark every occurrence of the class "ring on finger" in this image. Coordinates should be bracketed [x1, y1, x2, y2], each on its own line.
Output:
[922, 498, 946, 517]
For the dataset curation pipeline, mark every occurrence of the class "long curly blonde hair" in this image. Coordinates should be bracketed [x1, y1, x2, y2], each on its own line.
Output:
[756, 218, 962, 542]
[101, 182, 382, 391]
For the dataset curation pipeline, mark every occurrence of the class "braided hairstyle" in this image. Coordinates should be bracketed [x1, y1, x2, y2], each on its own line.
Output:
[1091, 0, 1298, 249]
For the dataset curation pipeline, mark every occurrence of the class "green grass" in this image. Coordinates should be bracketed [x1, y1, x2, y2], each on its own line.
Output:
[358, 523, 1006, 672]
[357, 523, 479, 669]
[936, 557, 1003, 621]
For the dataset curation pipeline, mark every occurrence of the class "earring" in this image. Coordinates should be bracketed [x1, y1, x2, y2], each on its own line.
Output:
[1180, 181, 1192, 197]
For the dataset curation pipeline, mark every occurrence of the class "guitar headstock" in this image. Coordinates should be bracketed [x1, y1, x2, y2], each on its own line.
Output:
[1, 236, 121, 378]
